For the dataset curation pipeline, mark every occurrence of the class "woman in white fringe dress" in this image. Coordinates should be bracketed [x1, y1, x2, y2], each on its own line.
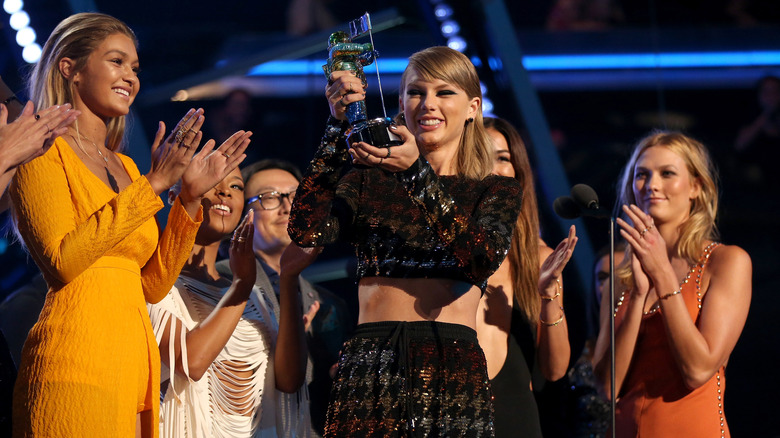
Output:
[148, 167, 315, 437]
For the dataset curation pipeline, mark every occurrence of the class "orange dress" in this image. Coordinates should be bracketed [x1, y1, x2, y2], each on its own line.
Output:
[615, 243, 728, 437]
[9, 137, 202, 437]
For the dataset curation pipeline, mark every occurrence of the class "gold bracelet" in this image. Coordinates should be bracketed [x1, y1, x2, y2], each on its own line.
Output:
[540, 307, 565, 326]
[659, 288, 681, 300]
[540, 278, 561, 301]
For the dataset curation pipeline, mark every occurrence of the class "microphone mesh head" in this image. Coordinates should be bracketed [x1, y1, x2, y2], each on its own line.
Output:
[553, 196, 581, 219]
[571, 184, 599, 210]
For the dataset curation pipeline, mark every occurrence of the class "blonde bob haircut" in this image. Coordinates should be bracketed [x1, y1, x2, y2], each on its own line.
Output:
[28, 12, 137, 151]
[616, 131, 720, 288]
[396, 46, 493, 180]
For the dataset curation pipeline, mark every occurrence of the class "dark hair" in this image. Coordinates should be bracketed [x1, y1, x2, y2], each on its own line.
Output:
[240, 159, 303, 185]
[484, 116, 540, 324]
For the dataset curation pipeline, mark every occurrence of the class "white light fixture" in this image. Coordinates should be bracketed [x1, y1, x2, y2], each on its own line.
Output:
[2, 0, 22, 14]
[9, 10, 28, 30]
[22, 43, 41, 63]
[15, 26, 35, 46]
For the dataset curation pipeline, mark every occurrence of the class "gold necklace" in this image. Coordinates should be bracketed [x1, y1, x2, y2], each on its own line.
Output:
[71, 132, 109, 165]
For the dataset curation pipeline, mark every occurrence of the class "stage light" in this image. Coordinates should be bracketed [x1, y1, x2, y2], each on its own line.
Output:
[22, 43, 40, 63]
[447, 36, 467, 52]
[2, 0, 22, 14]
[9, 10, 28, 30]
[482, 97, 494, 115]
[434, 4, 453, 19]
[440, 20, 460, 37]
[15, 26, 35, 46]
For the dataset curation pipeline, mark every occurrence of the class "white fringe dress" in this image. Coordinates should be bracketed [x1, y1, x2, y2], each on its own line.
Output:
[148, 275, 312, 438]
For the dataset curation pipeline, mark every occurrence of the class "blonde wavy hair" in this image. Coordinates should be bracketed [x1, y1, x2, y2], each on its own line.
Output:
[484, 117, 541, 324]
[27, 12, 137, 151]
[615, 131, 719, 288]
[396, 46, 493, 179]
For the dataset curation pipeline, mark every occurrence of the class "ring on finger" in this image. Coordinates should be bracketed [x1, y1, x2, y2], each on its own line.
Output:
[188, 128, 198, 135]
[222, 152, 231, 158]
[175, 128, 186, 143]
[640, 227, 649, 237]
[34, 114, 40, 121]
[340, 96, 347, 108]
[379, 157, 384, 165]
[44, 123, 51, 134]
[385, 147, 392, 159]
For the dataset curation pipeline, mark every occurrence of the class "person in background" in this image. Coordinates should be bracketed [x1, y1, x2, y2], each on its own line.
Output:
[477, 116, 577, 437]
[593, 131, 751, 437]
[217, 158, 353, 436]
[149, 166, 314, 437]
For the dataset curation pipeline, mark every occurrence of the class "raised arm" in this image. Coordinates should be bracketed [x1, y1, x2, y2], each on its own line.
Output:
[592, 253, 650, 398]
[276, 243, 323, 393]
[10, 139, 169, 285]
[1, 102, 78, 211]
[288, 116, 353, 247]
[616, 204, 752, 389]
[151, 211, 256, 381]
[536, 225, 577, 381]
[141, 127, 251, 303]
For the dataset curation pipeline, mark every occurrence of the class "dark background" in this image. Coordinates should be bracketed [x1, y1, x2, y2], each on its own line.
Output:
[2, 0, 779, 435]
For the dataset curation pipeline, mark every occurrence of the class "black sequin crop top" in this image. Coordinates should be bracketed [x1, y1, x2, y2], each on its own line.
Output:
[288, 117, 522, 289]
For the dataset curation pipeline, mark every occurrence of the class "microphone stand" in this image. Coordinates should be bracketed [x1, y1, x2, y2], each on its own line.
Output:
[608, 216, 616, 438]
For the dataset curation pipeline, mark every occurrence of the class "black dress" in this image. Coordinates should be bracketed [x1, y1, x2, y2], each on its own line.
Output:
[490, 300, 543, 438]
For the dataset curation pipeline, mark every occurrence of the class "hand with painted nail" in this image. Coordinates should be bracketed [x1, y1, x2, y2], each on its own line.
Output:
[0, 101, 79, 174]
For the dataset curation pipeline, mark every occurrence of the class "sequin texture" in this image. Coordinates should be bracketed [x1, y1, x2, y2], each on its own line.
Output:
[324, 321, 495, 437]
[288, 117, 523, 289]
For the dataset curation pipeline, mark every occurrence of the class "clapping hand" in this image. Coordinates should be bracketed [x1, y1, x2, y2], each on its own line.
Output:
[539, 225, 578, 295]
[229, 209, 256, 286]
[179, 130, 251, 204]
[146, 108, 205, 195]
[0, 101, 78, 170]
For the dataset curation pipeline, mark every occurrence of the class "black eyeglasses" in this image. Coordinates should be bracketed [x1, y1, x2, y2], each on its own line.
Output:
[246, 190, 296, 210]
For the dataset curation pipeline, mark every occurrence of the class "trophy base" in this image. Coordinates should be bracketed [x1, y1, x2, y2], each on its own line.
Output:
[348, 117, 403, 148]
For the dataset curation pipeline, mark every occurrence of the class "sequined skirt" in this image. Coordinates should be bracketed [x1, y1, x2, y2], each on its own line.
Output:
[324, 321, 495, 438]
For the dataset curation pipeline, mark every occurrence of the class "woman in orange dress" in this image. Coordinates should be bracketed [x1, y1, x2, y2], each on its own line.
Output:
[593, 131, 751, 437]
[9, 13, 249, 437]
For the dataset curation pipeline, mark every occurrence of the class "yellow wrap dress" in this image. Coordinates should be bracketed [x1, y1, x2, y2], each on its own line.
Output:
[9, 137, 202, 437]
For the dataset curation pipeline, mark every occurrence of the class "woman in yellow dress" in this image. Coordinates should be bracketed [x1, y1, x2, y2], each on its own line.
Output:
[9, 13, 250, 437]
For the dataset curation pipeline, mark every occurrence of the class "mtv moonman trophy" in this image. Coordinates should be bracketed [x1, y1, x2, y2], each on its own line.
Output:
[323, 13, 402, 149]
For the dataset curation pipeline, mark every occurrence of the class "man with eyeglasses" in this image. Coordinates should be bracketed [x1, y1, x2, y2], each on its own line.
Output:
[216, 158, 353, 436]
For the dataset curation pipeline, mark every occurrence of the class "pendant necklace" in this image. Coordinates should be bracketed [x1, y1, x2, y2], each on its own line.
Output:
[72, 132, 109, 165]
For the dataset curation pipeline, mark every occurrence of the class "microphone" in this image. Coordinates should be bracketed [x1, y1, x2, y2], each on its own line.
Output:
[571, 183, 600, 210]
[553, 184, 611, 219]
[553, 195, 582, 219]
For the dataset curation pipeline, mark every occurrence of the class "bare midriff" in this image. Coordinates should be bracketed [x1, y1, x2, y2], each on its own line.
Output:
[357, 276, 481, 329]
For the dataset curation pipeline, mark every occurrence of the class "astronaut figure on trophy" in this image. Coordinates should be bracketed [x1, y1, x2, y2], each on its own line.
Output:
[322, 14, 401, 148]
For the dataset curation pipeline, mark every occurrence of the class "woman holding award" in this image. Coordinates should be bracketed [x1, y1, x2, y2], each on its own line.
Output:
[289, 45, 521, 437]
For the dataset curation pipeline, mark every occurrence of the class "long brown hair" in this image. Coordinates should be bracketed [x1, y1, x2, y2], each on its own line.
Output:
[615, 131, 719, 288]
[396, 46, 493, 179]
[485, 117, 541, 324]
[28, 12, 137, 151]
